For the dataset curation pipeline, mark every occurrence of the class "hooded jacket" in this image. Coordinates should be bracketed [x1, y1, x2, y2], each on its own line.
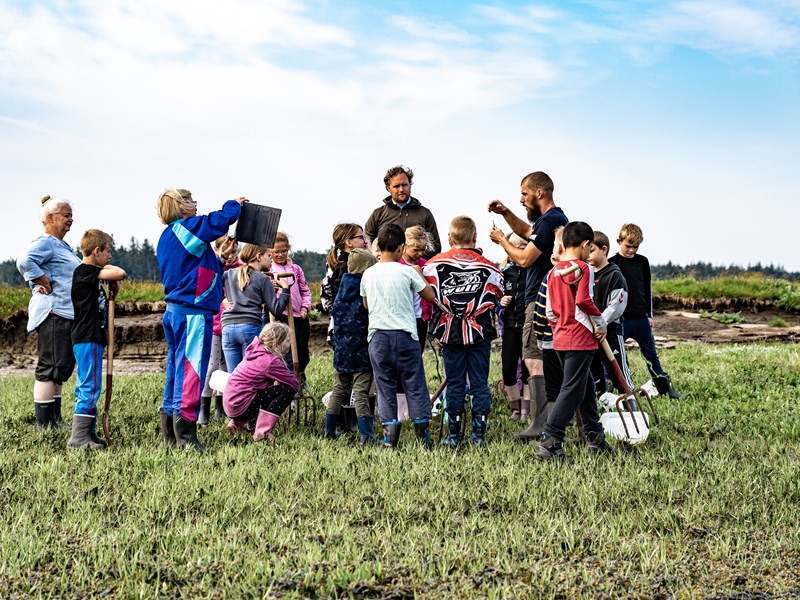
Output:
[332, 273, 371, 372]
[364, 196, 442, 257]
[223, 336, 299, 417]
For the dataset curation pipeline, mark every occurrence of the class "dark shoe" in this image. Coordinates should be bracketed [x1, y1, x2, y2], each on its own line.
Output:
[159, 407, 176, 446]
[654, 374, 688, 400]
[536, 435, 569, 461]
[469, 414, 488, 447]
[173, 414, 205, 451]
[381, 421, 401, 450]
[442, 413, 462, 448]
[587, 431, 617, 454]
[53, 396, 71, 430]
[342, 406, 359, 434]
[509, 398, 521, 420]
[67, 415, 106, 450]
[413, 419, 432, 450]
[213, 396, 227, 420]
[357, 415, 376, 444]
[35, 401, 57, 430]
[198, 396, 211, 425]
[323, 412, 341, 440]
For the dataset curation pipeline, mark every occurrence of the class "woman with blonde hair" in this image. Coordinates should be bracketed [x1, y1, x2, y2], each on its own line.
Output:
[156, 188, 243, 451]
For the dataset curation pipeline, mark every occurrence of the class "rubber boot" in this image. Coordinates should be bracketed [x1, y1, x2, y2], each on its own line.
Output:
[357, 415, 376, 444]
[88, 418, 108, 448]
[381, 421, 401, 450]
[536, 434, 570, 462]
[198, 396, 211, 425]
[505, 384, 521, 420]
[53, 395, 71, 430]
[413, 419, 432, 450]
[343, 406, 359, 434]
[253, 409, 280, 442]
[509, 399, 521, 420]
[519, 399, 530, 421]
[173, 414, 205, 451]
[213, 395, 227, 420]
[654, 374, 688, 400]
[35, 401, 57, 430]
[442, 413, 462, 448]
[67, 415, 106, 450]
[586, 430, 617, 455]
[159, 407, 176, 446]
[514, 376, 547, 442]
[323, 413, 341, 439]
[469, 414, 488, 447]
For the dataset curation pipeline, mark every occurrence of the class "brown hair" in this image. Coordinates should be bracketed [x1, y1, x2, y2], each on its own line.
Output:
[80, 229, 113, 258]
[593, 231, 610, 250]
[237, 244, 269, 290]
[520, 172, 554, 196]
[383, 165, 414, 188]
[274, 231, 290, 247]
[326, 223, 362, 270]
[448, 215, 477, 247]
[157, 188, 194, 225]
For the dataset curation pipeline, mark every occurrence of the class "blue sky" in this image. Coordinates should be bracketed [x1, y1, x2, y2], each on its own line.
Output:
[1, 0, 798, 270]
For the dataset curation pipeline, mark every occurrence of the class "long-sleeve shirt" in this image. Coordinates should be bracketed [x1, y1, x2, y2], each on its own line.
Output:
[222, 268, 289, 327]
[271, 261, 312, 317]
[546, 259, 606, 351]
[608, 253, 651, 319]
[17, 233, 81, 331]
[592, 262, 628, 334]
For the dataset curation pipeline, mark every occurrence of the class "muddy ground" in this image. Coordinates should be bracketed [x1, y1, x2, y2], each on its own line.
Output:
[1, 297, 798, 376]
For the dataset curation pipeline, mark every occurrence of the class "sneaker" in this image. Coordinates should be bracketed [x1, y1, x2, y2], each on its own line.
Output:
[586, 431, 617, 454]
[535, 435, 570, 462]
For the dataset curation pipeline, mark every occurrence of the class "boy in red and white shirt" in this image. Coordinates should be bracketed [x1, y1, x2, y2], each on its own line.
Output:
[539, 221, 615, 460]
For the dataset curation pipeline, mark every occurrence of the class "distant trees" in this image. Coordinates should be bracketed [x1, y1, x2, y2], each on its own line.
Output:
[651, 261, 798, 282]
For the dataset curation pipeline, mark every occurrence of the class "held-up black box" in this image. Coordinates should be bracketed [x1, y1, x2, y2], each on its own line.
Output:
[228, 203, 282, 248]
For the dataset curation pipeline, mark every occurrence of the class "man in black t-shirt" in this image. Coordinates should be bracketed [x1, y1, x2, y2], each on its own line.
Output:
[68, 229, 126, 450]
[488, 171, 569, 440]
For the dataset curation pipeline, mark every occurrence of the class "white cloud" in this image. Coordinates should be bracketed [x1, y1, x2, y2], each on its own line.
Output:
[388, 15, 474, 42]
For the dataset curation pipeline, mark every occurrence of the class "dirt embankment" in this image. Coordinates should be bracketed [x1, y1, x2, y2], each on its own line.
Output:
[1, 296, 798, 375]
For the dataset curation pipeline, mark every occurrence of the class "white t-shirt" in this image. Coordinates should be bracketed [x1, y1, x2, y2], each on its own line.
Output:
[360, 261, 427, 342]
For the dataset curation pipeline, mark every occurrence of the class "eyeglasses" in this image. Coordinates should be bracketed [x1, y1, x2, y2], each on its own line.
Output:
[271, 249, 289, 255]
[349, 234, 367, 241]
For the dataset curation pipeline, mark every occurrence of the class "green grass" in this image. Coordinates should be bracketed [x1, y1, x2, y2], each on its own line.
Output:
[653, 275, 800, 311]
[700, 311, 745, 325]
[769, 318, 788, 328]
[2, 344, 799, 597]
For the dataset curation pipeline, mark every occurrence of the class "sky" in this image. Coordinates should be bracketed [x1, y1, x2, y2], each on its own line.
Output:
[1, 0, 798, 271]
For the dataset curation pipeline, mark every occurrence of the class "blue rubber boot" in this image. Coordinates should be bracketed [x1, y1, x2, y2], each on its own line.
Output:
[357, 415, 376, 444]
[413, 418, 432, 451]
[323, 412, 340, 439]
[381, 420, 401, 450]
[442, 413, 462, 449]
[469, 414, 488, 447]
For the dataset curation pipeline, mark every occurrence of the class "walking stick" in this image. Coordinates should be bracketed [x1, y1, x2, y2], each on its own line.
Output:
[102, 284, 116, 447]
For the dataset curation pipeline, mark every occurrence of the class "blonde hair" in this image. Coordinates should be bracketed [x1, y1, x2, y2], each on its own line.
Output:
[618, 223, 644, 245]
[80, 229, 113, 258]
[259, 322, 290, 358]
[404, 225, 432, 252]
[274, 231, 290, 247]
[236, 244, 269, 290]
[39, 195, 71, 225]
[157, 188, 195, 225]
[327, 223, 362, 270]
[448, 215, 476, 247]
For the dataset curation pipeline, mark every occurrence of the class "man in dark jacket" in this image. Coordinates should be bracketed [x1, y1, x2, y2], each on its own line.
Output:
[365, 165, 441, 258]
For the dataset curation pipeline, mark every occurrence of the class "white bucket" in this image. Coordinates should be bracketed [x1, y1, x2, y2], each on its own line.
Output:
[600, 411, 650, 445]
[209, 369, 230, 394]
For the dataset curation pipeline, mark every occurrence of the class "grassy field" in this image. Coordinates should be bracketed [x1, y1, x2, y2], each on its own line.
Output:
[2, 344, 799, 598]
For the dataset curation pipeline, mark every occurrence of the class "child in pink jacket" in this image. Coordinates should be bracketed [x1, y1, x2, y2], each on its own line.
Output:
[223, 322, 298, 442]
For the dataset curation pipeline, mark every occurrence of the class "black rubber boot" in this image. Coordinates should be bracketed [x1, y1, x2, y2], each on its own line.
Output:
[35, 401, 57, 430]
[67, 415, 106, 450]
[381, 421, 401, 450]
[442, 413, 462, 448]
[198, 396, 211, 425]
[159, 407, 176, 447]
[53, 395, 71, 430]
[654, 374, 688, 400]
[174, 414, 205, 451]
[341, 406, 359, 434]
[413, 419, 432, 450]
[469, 414, 488, 447]
[213, 396, 227, 420]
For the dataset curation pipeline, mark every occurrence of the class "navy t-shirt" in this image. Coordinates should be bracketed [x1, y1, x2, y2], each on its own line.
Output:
[524, 206, 569, 304]
[71, 263, 108, 345]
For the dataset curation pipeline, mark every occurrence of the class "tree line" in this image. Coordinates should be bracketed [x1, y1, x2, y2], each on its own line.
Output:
[1, 239, 797, 285]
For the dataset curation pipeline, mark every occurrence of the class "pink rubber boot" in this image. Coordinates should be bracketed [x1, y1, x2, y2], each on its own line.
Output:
[253, 410, 280, 442]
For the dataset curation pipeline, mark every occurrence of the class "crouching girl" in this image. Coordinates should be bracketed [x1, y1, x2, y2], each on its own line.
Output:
[223, 322, 298, 442]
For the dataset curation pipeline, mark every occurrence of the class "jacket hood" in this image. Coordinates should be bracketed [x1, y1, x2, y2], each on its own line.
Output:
[382, 195, 422, 208]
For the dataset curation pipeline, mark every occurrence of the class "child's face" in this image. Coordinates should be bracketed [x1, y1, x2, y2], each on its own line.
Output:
[271, 241, 290, 265]
[587, 243, 607, 267]
[550, 239, 564, 265]
[95, 245, 112, 267]
[617, 237, 639, 258]
[346, 229, 367, 251]
[578, 240, 593, 261]
[279, 338, 291, 354]
[403, 243, 426, 263]
[371, 239, 382, 260]
[258, 251, 273, 271]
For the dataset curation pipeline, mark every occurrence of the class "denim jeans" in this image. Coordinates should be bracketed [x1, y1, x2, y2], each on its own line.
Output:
[543, 349, 603, 442]
[369, 330, 431, 423]
[442, 339, 492, 418]
[623, 317, 665, 378]
[222, 323, 262, 373]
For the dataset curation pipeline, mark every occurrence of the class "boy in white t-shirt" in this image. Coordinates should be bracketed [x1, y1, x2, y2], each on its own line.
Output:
[361, 223, 436, 449]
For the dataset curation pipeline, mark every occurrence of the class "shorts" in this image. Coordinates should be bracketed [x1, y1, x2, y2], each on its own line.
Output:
[522, 302, 542, 361]
[35, 313, 76, 383]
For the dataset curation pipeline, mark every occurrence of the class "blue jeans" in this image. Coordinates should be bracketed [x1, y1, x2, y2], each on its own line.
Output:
[369, 330, 431, 423]
[622, 317, 665, 378]
[222, 323, 262, 373]
[442, 340, 492, 418]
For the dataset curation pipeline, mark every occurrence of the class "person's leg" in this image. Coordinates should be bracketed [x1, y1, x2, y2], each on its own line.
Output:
[624, 317, 665, 378]
[200, 333, 222, 424]
[173, 314, 213, 451]
[160, 312, 178, 445]
[222, 324, 246, 374]
[466, 340, 492, 446]
[502, 326, 521, 418]
[398, 331, 432, 448]
[51, 314, 75, 429]
[416, 318, 428, 354]
[295, 316, 311, 379]
[325, 370, 352, 438]
[590, 349, 607, 397]
[576, 367, 616, 453]
[68, 343, 105, 450]
[368, 331, 399, 424]
[442, 345, 467, 447]
[352, 370, 376, 443]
